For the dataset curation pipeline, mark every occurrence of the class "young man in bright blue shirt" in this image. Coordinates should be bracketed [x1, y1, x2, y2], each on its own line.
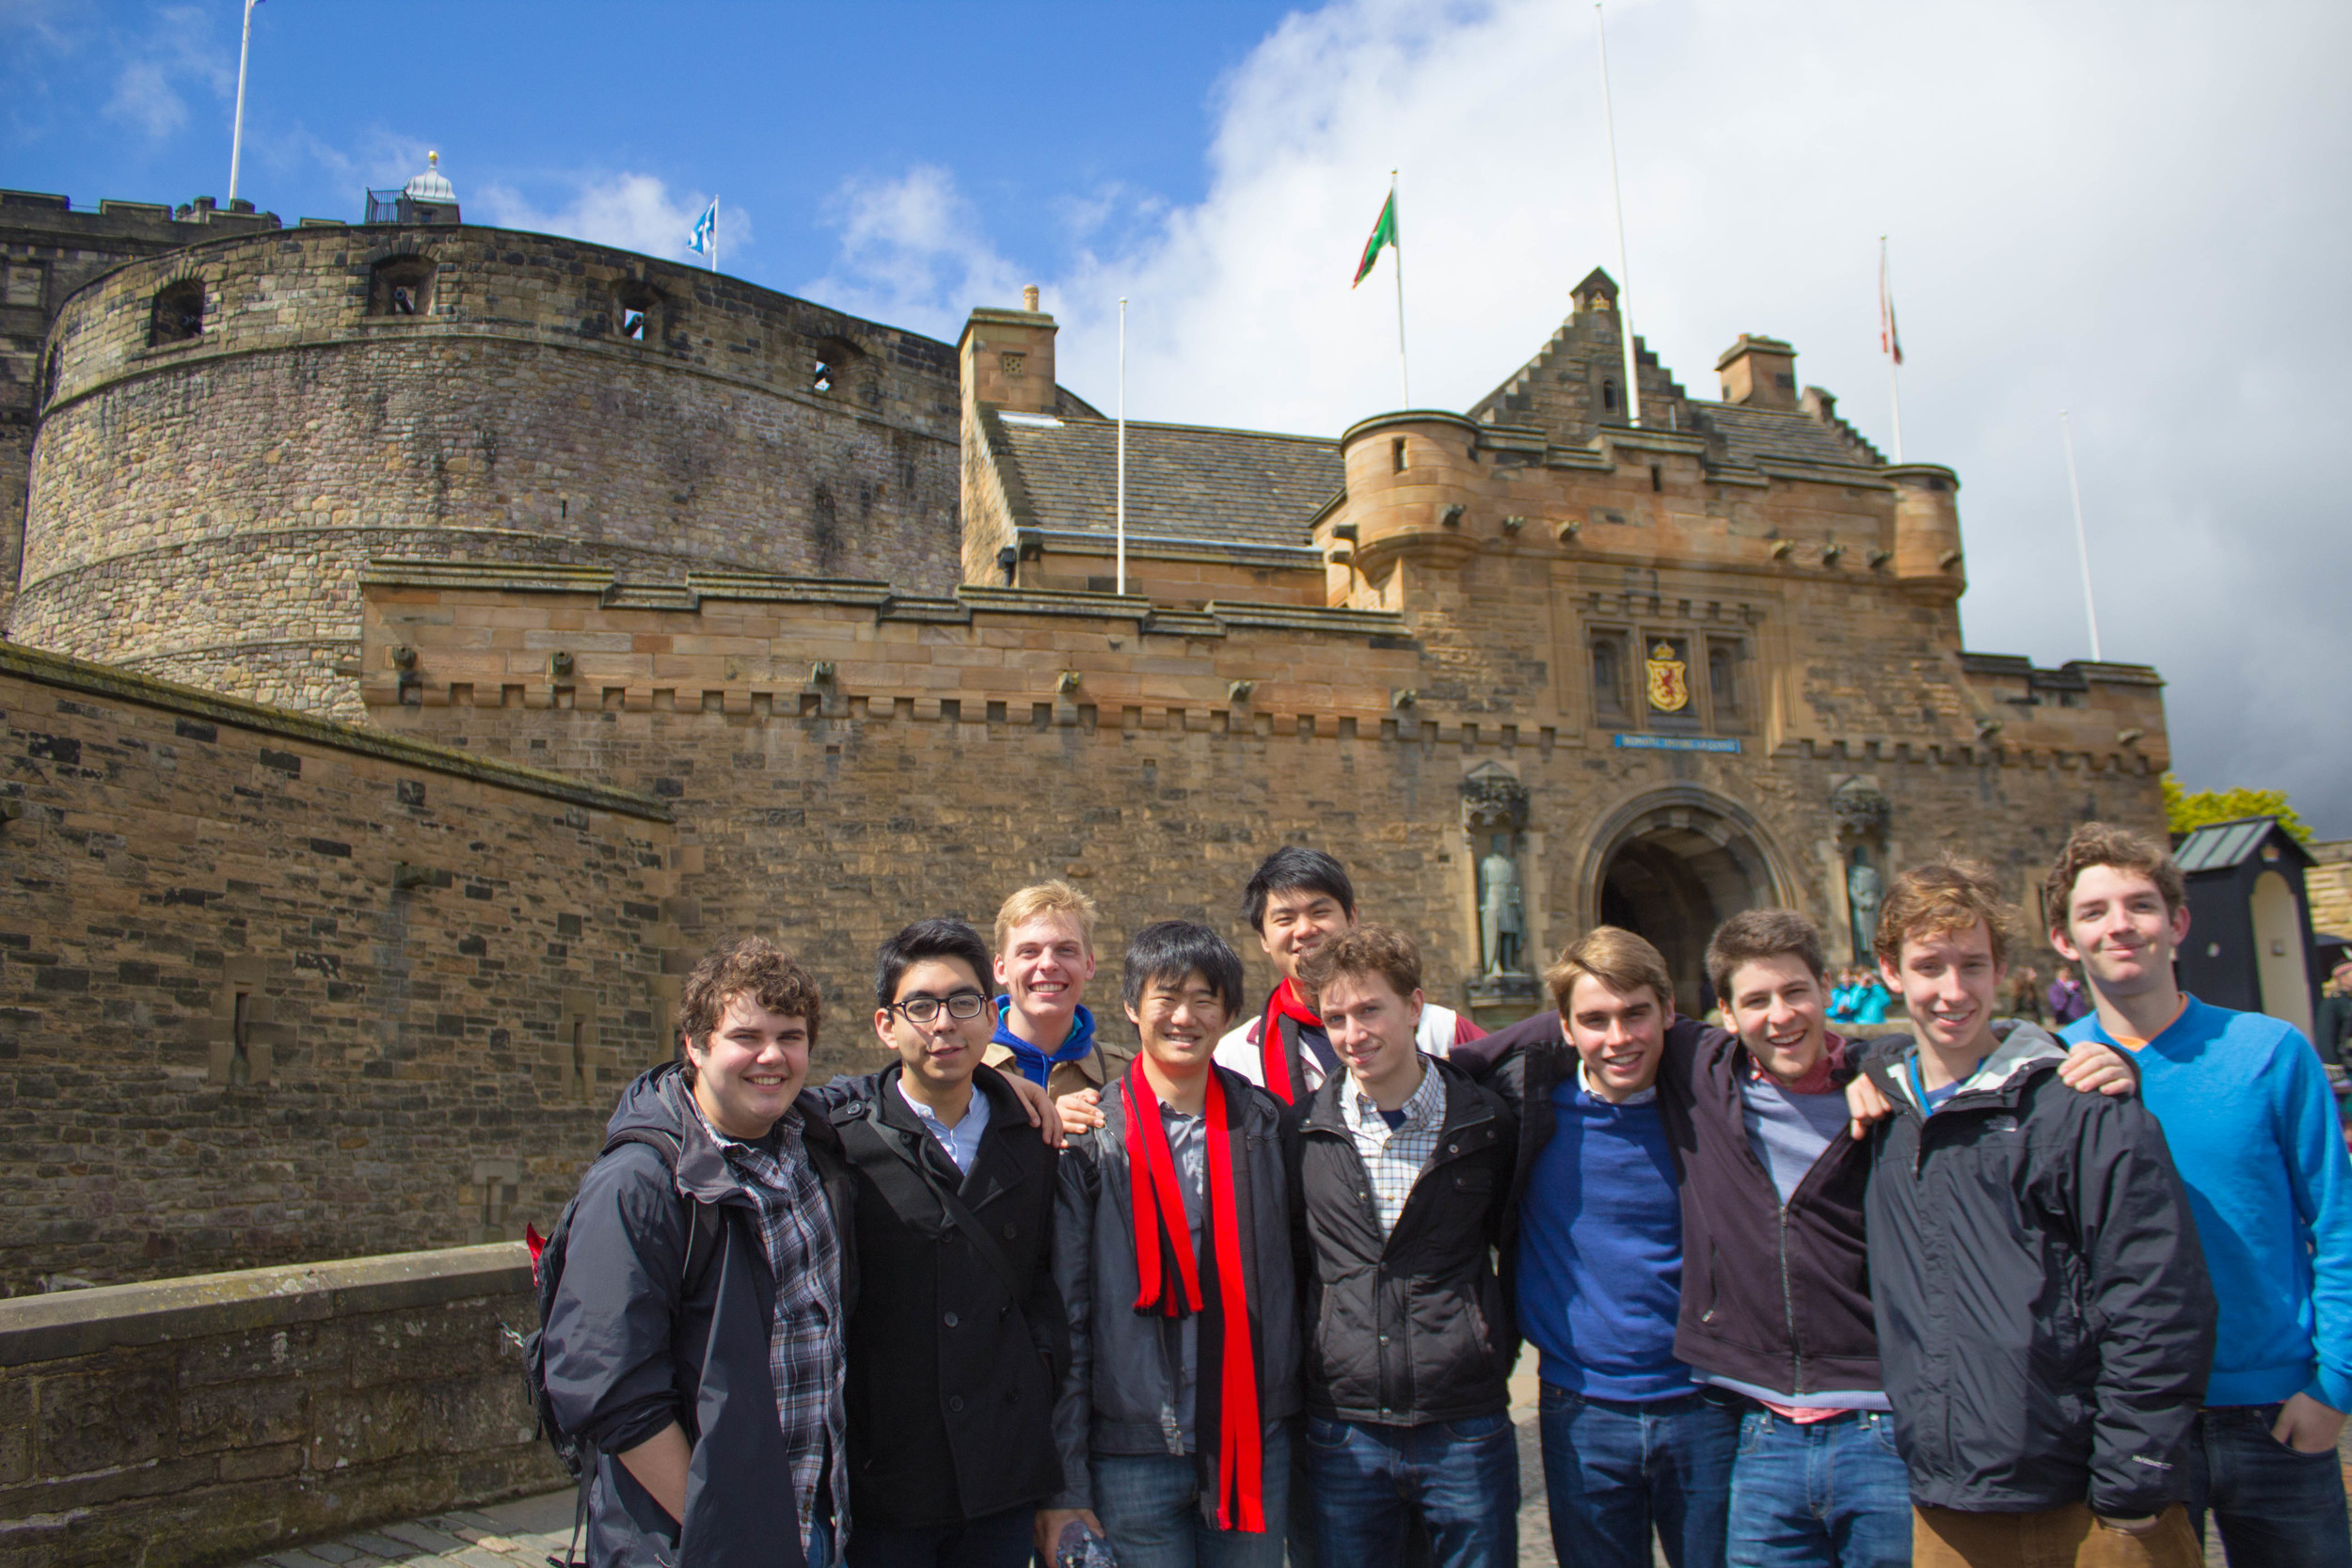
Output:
[2047, 821, 2352, 1568]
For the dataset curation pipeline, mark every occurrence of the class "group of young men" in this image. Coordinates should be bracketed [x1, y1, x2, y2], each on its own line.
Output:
[539, 828, 2352, 1568]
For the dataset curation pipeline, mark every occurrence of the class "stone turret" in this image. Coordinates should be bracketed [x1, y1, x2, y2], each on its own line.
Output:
[1336, 410, 1484, 588]
[1887, 464, 1966, 601]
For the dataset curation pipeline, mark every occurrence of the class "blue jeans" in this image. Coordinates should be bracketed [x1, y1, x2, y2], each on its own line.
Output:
[1302, 1413, 1519, 1568]
[2187, 1402, 2352, 1568]
[1726, 1407, 1909, 1568]
[1538, 1386, 1740, 1568]
[1091, 1421, 1292, 1568]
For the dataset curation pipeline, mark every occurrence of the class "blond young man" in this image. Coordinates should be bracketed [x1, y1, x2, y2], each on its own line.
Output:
[2046, 823, 2352, 1567]
[1858, 858, 2214, 1568]
[986, 882, 1132, 1121]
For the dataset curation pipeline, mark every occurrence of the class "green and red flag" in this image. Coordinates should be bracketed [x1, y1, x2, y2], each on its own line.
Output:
[1352, 188, 1398, 287]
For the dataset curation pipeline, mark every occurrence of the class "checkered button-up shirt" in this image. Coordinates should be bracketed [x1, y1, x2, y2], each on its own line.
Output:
[699, 1105, 849, 1553]
[1341, 1055, 1447, 1235]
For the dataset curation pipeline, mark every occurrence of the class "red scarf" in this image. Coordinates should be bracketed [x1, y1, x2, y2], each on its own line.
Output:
[1123, 1059, 1265, 1532]
[1256, 978, 1323, 1105]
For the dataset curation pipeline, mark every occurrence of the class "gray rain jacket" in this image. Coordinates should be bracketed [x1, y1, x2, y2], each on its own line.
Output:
[1049, 1065, 1302, 1515]
[1861, 1022, 2215, 1519]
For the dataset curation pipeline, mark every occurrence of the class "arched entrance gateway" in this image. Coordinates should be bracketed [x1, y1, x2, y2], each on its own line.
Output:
[1584, 791, 1791, 1017]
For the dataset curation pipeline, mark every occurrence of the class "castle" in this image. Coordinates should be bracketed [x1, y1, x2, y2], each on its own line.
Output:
[0, 171, 2169, 1291]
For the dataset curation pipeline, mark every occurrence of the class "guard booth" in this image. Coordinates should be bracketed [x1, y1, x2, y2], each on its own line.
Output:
[2173, 816, 2318, 1036]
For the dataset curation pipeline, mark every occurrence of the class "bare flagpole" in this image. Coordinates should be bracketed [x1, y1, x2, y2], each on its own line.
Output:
[1118, 296, 1128, 597]
[228, 0, 261, 202]
[2059, 411, 2103, 661]
[1391, 171, 1409, 406]
[1595, 3, 1641, 427]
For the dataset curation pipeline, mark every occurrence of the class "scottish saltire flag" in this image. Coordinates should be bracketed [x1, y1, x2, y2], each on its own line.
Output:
[688, 199, 717, 258]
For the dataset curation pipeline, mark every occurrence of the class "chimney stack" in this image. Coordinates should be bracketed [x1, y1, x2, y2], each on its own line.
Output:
[1716, 334, 1799, 410]
[1022, 284, 1041, 313]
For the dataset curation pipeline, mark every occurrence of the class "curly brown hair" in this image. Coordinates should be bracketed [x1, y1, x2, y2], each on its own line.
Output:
[1873, 856, 2020, 970]
[1298, 924, 1422, 1004]
[2042, 821, 2185, 935]
[677, 936, 822, 1054]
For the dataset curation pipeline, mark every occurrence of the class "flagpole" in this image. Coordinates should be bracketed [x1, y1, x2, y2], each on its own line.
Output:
[1391, 171, 1409, 406]
[1596, 3, 1641, 428]
[1117, 296, 1128, 598]
[228, 0, 259, 202]
[1881, 237, 1904, 463]
[2059, 411, 2102, 661]
[711, 198, 719, 274]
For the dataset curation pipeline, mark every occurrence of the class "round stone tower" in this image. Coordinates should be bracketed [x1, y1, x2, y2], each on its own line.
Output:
[1885, 463, 1966, 603]
[16, 194, 976, 716]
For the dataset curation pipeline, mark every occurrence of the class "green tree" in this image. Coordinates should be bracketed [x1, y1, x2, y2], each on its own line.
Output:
[2162, 774, 2313, 844]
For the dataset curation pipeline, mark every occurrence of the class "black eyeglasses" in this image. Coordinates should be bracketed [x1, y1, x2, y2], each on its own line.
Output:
[890, 991, 989, 1024]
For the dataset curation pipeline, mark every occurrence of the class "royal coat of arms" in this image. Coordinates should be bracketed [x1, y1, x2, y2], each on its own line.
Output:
[1645, 641, 1690, 712]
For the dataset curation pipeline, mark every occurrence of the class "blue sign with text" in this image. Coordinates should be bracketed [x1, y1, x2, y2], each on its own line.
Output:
[1613, 734, 1741, 754]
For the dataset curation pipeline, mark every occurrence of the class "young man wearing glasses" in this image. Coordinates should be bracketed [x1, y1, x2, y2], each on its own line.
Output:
[821, 919, 1071, 1568]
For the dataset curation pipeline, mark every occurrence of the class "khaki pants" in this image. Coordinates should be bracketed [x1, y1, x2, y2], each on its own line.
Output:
[1913, 1503, 2201, 1568]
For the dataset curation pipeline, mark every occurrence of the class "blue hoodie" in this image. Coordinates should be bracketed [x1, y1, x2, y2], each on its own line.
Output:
[991, 1000, 1098, 1086]
[2063, 996, 2352, 1410]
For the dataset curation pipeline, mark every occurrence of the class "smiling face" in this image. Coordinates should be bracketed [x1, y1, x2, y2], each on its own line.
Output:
[688, 992, 812, 1140]
[1724, 954, 1830, 1084]
[994, 912, 1097, 1035]
[1127, 969, 1234, 1084]
[1883, 919, 2004, 1064]
[874, 956, 995, 1100]
[1564, 973, 1672, 1103]
[1317, 967, 1425, 1102]
[1258, 886, 1357, 988]
[2052, 863, 2189, 1005]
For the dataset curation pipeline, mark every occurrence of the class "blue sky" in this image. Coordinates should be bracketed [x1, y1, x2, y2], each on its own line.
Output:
[8, 0, 2351, 834]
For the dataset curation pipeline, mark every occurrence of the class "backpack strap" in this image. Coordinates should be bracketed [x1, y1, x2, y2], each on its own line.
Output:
[848, 1097, 1025, 1307]
[603, 1126, 722, 1299]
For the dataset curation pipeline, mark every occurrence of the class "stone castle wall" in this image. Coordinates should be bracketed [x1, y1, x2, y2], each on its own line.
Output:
[11, 224, 978, 717]
[0, 641, 677, 1295]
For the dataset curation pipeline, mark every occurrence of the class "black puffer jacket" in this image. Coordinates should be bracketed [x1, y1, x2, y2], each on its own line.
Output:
[543, 1064, 858, 1568]
[1861, 1023, 2215, 1519]
[1288, 1055, 1518, 1425]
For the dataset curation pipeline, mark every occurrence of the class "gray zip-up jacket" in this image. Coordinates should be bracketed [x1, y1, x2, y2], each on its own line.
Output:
[1049, 1065, 1302, 1513]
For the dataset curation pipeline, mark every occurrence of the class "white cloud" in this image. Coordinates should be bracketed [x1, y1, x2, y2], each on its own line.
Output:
[798, 165, 1025, 336]
[803, 0, 2352, 831]
[100, 5, 231, 143]
[474, 172, 746, 270]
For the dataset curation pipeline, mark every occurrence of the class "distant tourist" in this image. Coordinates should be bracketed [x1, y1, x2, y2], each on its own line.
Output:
[826, 919, 1069, 1568]
[2047, 825, 2352, 1564]
[1860, 858, 2214, 1566]
[1215, 847, 1483, 1102]
[541, 936, 856, 1567]
[1288, 927, 1519, 1568]
[1040, 922, 1301, 1568]
[2315, 953, 2352, 1071]
[2008, 964, 2047, 1025]
[2044, 962, 2092, 1026]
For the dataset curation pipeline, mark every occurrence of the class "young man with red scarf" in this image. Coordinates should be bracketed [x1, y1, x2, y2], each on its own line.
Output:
[1214, 847, 1482, 1105]
[1041, 921, 1302, 1568]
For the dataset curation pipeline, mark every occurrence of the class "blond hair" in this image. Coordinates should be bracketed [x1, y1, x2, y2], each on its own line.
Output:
[1874, 855, 2020, 969]
[993, 879, 1100, 955]
[1545, 926, 1674, 1015]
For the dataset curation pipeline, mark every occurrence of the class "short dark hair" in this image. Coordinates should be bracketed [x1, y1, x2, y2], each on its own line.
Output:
[678, 937, 822, 1082]
[1705, 909, 1827, 1003]
[1299, 924, 1422, 1004]
[1121, 920, 1246, 1020]
[1241, 846, 1357, 932]
[874, 918, 993, 1010]
[2042, 821, 2187, 931]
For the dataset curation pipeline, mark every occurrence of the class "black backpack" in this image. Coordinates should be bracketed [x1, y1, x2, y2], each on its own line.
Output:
[517, 1126, 723, 1567]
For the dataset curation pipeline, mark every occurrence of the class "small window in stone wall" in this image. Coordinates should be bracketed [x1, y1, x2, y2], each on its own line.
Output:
[812, 334, 867, 398]
[150, 278, 204, 345]
[614, 280, 660, 342]
[1591, 631, 1629, 722]
[1600, 378, 1618, 414]
[370, 255, 434, 316]
[1708, 637, 1743, 722]
[40, 345, 60, 406]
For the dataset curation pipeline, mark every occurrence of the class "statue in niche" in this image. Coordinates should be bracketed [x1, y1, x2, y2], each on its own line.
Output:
[1479, 833, 1526, 976]
[1847, 851, 1884, 963]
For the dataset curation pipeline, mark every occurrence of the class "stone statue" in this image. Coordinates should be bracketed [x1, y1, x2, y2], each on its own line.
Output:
[1847, 857, 1884, 962]
[1479, 835, 1525, 975]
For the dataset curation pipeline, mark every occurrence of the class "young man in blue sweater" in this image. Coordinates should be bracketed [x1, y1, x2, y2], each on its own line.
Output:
[1500, 926, 1739, 1568]
[2047, 823, 2352, 1567]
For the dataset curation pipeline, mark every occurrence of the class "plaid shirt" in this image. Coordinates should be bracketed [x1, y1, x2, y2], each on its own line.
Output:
[1341, 1056, 1447, 1235]
[700, 1104, 849, 1552]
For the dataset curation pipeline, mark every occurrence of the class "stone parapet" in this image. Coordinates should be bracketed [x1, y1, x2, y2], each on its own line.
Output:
[0, 1243, 560, 1568]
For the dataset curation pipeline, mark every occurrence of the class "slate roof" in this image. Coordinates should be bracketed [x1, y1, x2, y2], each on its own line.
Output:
[1688, 402, 1883, 469]
[2174, 816, 2313, 874]
[986, 411, 1341, 550]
